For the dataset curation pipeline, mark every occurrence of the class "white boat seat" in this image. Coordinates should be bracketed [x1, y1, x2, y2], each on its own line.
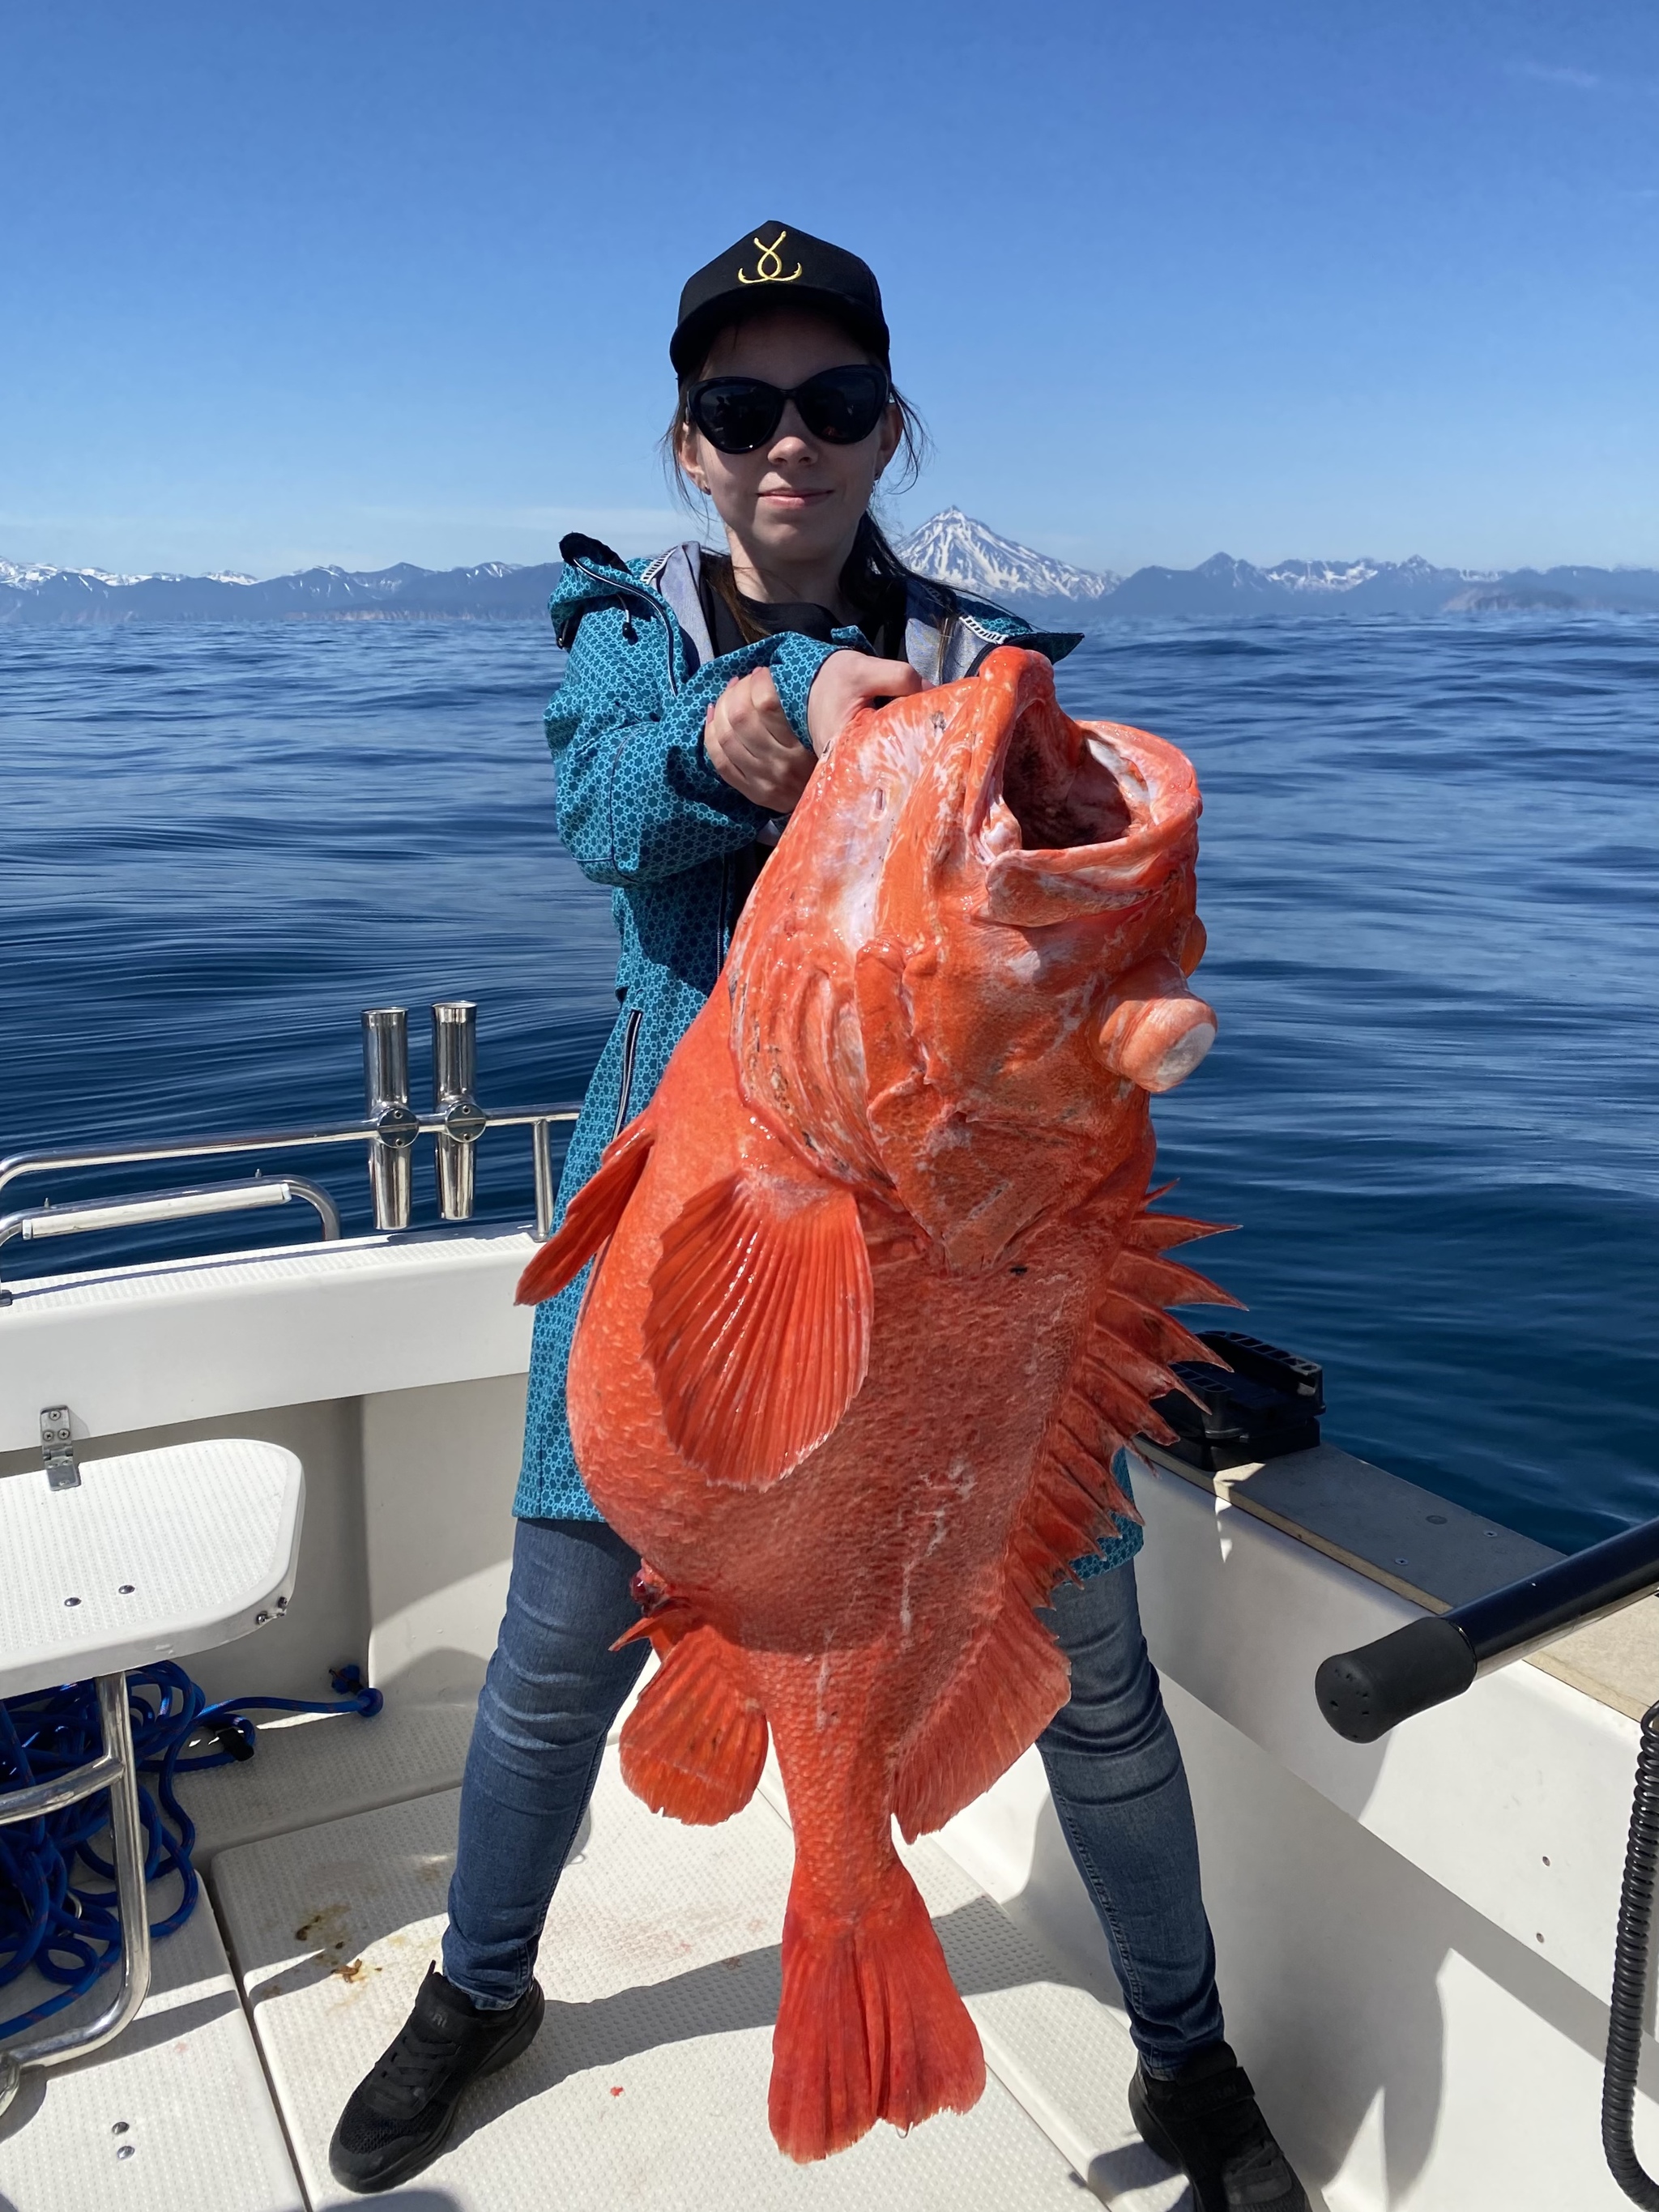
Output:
[0, 1438, 304, 1699]
[0, 1438, 305, 2119]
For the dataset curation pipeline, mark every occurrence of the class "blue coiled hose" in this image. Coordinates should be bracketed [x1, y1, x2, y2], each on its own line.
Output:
[0, 1663, 382, 2039]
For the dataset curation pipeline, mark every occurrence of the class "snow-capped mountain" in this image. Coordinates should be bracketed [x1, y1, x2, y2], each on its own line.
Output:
[1, 557, 259, 588]
[1263, 556, 1500, 595]
[0, 558, 165, 588]
[1263, 558, 1384, 595]
[897, 509, 1119, 606]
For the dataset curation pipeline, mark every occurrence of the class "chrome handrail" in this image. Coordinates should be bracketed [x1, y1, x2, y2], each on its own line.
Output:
[2, 1176, 342, 1244]
[0, 1177, 343, 1295]
[0, 1107, 577, 1237]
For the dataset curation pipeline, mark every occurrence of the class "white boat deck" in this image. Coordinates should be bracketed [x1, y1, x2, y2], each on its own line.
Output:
[8, 1231, 1657, 2208]
[0, 1875, 297, 2212]
[0, 1692, 1192, 2212]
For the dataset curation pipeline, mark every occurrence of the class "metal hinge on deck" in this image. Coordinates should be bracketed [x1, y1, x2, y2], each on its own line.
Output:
[40, 1405, 79, 1490]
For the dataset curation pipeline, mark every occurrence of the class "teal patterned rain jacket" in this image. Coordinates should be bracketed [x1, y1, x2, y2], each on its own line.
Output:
[514, 532, 1141, 1579]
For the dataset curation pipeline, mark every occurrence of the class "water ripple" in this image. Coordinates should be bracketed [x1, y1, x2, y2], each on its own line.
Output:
[2, 614, 1656, 1549]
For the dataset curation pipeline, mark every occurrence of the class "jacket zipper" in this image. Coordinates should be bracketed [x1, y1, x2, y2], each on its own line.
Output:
[612, 1007, 643, 1137]
[566, 556, 681, 697]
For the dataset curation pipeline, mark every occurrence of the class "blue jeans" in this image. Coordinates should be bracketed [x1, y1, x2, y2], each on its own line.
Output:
[443, 1517, 1223, 2076]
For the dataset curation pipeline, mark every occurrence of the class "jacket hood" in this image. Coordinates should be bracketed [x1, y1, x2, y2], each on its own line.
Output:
[553, 533, 647, 607]
[549, 531, 1085, 680]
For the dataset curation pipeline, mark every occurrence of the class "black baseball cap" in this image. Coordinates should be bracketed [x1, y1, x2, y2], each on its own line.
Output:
[671, 222, 889, 379]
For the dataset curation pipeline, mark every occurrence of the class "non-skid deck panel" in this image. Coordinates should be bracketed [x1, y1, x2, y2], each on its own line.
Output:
[179, 1689, 480, 1863]
[212, 1755, 1162, 2210]
[0, 1873, 302, 2212]
[181, 1661, 657, 1866]
[893, 1834, 1187, 2210]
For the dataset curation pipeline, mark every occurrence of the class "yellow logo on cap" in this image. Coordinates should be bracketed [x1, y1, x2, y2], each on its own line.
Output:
[737, 231, 803, 285]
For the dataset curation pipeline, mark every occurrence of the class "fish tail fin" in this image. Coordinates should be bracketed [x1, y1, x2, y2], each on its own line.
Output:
[514, 1119, 654, 1306]
[769, 1865, 985, 2162]
[618, 1623, 767, 1826]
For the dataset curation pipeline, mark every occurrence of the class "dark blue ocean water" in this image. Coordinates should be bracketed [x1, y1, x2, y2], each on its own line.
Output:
[2, 618, 1655, 1552]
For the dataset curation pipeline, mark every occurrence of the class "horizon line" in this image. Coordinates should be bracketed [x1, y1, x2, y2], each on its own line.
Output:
[6, 541, 1658, 589]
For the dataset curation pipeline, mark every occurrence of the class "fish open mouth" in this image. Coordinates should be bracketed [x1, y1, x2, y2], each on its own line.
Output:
[966, 653, 1197, 928]
[998, 713, 1134, 851]
[976, 679, 1143, 860]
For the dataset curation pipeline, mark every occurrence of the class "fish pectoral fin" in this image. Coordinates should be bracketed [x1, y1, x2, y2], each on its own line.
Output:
[619, 1625, 767, 1826]
[646, 1169, 872, 1486]
[514, 1118, 655, 1306]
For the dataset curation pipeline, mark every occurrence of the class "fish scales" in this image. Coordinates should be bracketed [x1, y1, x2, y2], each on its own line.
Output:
[518, 646, 1234, 2162]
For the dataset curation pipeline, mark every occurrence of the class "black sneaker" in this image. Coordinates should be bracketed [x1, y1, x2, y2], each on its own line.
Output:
[1128, 2042, 1310, 2212]
[328, 1963, 544, 2194]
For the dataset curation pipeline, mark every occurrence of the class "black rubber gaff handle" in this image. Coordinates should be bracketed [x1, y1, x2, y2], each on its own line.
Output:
[1316, 1617, 1478, 1743]
[1316, 1510, 1659, 1745]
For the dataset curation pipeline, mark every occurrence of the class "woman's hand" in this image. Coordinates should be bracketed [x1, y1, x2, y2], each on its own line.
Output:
[806, 650, 921, 757]
[705, 667, 816, 812]
[705, 650, 923, 812]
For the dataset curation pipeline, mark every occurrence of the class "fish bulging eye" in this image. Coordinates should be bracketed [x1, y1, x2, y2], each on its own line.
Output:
[1095, 955, 1218, 1093]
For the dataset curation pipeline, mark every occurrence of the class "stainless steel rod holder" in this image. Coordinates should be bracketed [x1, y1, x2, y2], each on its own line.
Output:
[362, 1007, 415, 1231]
[0, 995, 582, 1281]
[432, 1000, 484, 1221]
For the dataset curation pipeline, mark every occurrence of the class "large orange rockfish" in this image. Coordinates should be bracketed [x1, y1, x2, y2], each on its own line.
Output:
[518, 646, 1233, 2163]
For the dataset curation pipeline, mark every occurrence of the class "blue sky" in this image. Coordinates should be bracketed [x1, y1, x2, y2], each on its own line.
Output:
[5, 2, 1657, 578]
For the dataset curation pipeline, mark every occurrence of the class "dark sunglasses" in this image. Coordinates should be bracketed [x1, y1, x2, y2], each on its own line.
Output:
[685, 364, 891, 454]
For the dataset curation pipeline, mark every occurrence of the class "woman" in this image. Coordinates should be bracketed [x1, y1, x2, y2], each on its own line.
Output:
[330, 224, 1309, 2212]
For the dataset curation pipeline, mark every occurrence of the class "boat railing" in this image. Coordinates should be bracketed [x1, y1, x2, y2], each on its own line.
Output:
[0, 1001, 581, 1298]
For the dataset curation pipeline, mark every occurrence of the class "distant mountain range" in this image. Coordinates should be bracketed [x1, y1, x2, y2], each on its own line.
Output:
[5, 513, 1657, 626]
[0, 556, 565, 625]
[895, 509, 1659, 621]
